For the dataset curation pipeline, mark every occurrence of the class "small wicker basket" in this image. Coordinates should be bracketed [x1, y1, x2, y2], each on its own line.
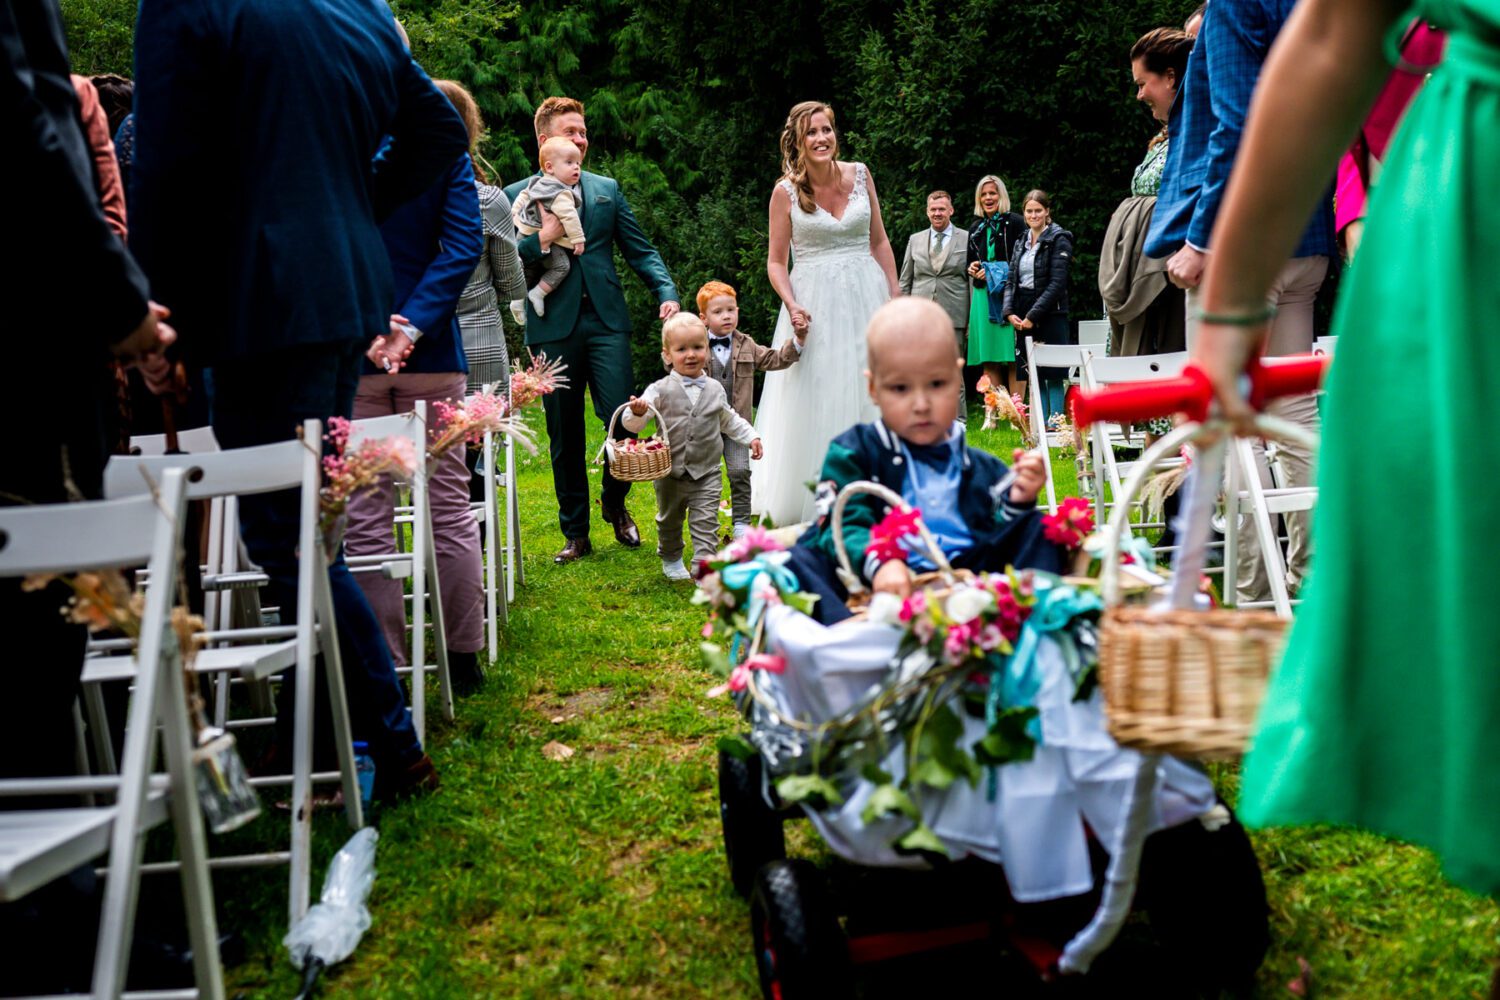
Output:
[1095, 416, 1315, 761]
[599, 400, 672, 482]
[830, 480, 972, 614]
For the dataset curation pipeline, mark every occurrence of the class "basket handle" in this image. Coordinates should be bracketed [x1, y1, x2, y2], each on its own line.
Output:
[1099, 414, 1320, 609]
[1072, 355, 1329, 427]
[597, 397, 672, 464]
[831, 480, 955, 593]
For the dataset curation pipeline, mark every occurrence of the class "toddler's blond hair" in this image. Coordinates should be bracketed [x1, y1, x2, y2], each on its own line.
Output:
[661, 313, 709, 353]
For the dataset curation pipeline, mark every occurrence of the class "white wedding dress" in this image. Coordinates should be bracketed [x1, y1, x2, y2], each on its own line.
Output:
[752, 163, 890, 526]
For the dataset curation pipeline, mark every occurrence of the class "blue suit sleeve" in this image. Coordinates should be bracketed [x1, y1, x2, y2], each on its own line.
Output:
[610, 181, 678, 303]
[130, 0, 223, 336]
[395, 154, 484, 335]
[372, 57, 470, 222]
[1187, 0, 1270, 250]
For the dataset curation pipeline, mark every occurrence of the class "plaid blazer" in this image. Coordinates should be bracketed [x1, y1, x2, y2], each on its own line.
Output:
[1145, 0, 1334, 259]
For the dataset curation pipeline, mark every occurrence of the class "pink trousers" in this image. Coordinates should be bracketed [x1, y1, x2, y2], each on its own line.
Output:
[346, 372, 483, 662]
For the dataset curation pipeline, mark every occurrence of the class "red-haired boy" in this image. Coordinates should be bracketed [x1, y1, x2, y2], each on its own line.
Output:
[696, 280, 805, 541]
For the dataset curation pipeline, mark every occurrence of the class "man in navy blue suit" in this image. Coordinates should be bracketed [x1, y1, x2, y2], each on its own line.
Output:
[131, 0, 470, 799]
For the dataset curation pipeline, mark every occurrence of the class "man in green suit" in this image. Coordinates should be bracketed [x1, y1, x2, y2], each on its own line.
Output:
[504, 96, 679, 564]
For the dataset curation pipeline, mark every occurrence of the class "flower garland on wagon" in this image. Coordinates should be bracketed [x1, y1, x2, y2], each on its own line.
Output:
[695, 506, 1106, 857]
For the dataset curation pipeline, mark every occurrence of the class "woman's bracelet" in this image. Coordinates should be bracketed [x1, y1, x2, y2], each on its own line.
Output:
[1197, 304, 1277, 326]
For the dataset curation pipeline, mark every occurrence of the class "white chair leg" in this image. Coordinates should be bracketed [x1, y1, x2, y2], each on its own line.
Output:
[83, 681, 118, 775]
[156, 646, 227, 1000]
[1223, 447, 1241, 605]
[506, 433, 523, 591]
[313, 558, 364, 830]
[410, 483, 428, 745]
[483, 433, 500, 652]
[425, 512, 455, 723]
[1235, 439, 1295, 617]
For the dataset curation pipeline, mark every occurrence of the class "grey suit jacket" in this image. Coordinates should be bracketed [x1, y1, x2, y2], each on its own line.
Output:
[899, 226, 970, 331]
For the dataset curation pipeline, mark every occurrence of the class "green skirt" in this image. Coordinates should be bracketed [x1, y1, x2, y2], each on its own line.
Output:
[967, 287, 1014, 364]
[1239, 27, 1500, 896]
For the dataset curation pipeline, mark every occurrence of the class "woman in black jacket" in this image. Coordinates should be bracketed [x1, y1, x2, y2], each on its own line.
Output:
[1003, 189, 1074, 420]
[965, 175, 1028, 396]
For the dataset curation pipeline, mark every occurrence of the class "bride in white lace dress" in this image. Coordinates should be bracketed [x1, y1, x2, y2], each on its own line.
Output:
[752, 101, 901, 526]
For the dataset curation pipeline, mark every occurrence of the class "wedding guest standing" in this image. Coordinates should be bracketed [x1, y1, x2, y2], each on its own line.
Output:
[131, 0, 470, 799]
[436, 79, 526, 394]
[1144, 0, 1334, 605]
[1003, 190, 1073, 421]
[964, 175, 1027, 396]
[899, 190, 970, 352]
[1099, 28, 1193, 359]
[346, 87, 488, 697]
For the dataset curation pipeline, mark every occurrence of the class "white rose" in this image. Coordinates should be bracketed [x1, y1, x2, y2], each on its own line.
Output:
[866, 591, 905, 627]
[944, 587, 995, 624]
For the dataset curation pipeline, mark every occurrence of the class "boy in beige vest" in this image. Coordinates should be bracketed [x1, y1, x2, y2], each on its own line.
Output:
[625, 314, 763, 580]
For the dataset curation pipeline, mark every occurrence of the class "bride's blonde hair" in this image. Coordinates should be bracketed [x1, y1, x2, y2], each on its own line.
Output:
[779, 101, 837, 215]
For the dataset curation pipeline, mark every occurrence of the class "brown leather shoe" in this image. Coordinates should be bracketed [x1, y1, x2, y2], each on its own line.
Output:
[377, 753, 439, 804]
[554, 536, 593, 563]
[600, 504, 642, 548]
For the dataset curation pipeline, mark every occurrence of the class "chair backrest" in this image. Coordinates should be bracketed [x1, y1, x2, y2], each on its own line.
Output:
[1029, 343, 1088, 369]
[104, 420, 321, 501]
[1083, 351, 1189, 387]
[0, 468, 190, 577]
[130, 426, 221, 457]
[1077, 319, 1110, 347]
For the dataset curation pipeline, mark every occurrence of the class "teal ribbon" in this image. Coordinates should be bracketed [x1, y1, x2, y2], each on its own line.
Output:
[720, 551, 800, 631]
[983, 578, 1103, 797]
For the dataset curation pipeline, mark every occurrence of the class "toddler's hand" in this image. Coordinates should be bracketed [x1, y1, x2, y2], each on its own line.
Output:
[872, 559, 913, 600]
[627, 395, 649, 416]
[749, 439, 764, 460]
[1009, 449, 1046, 505]
[794, 326, 808, 345]
[572, 239, 586, 256]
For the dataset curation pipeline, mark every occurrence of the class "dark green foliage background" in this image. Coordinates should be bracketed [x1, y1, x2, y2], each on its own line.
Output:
[62, 0, 1191, 388]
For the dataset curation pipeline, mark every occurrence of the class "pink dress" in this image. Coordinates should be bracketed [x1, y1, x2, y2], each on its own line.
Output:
[1334, 20, 1446, 235]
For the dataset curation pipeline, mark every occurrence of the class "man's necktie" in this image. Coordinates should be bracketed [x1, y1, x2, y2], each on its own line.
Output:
[932, 230, 946, 257]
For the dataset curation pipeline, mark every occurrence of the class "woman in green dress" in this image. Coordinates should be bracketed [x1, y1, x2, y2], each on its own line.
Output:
[1194, 0, 1500, 929]
[964, 175, 1027, 396]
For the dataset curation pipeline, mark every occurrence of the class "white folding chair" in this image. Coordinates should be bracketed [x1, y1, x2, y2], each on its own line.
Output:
[343, 402, 453, 741]
[0, 468, 226, 999]
[465, 385, 520, 661]
[128, 427, 273, 728]
[1077, 318, 1110, 348]
[100, 422, 363, 924]
[1024, 340, 1091, 514]
[1222, 434, 1318, 617]
[1078, 351, 1190, 535]
[1312, 335, 1338, 357]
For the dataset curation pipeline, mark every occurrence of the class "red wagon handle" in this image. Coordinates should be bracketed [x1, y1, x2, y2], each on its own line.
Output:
[1070, 353, 1328, 427]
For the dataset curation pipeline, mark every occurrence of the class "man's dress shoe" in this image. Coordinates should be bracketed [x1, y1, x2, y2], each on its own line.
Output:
[600, 504, 642, 548]
[554, 536, 593, 564]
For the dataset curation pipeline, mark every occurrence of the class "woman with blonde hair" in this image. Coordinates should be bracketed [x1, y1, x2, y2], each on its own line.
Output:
[965, 174, 1027, 396]
[434, 79, 527, 395]
[751, 100, 899, 526]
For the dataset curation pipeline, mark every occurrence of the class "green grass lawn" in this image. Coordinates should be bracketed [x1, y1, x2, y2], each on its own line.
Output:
[213, 400, 1497, 998]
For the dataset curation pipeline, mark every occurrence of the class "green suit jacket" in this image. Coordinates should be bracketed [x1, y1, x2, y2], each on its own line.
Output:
[502, 169, 677, 345]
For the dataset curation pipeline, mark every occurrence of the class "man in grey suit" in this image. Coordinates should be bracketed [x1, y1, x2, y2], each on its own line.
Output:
[899, 190, 970, 345]
[899, 190, 970, 409]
